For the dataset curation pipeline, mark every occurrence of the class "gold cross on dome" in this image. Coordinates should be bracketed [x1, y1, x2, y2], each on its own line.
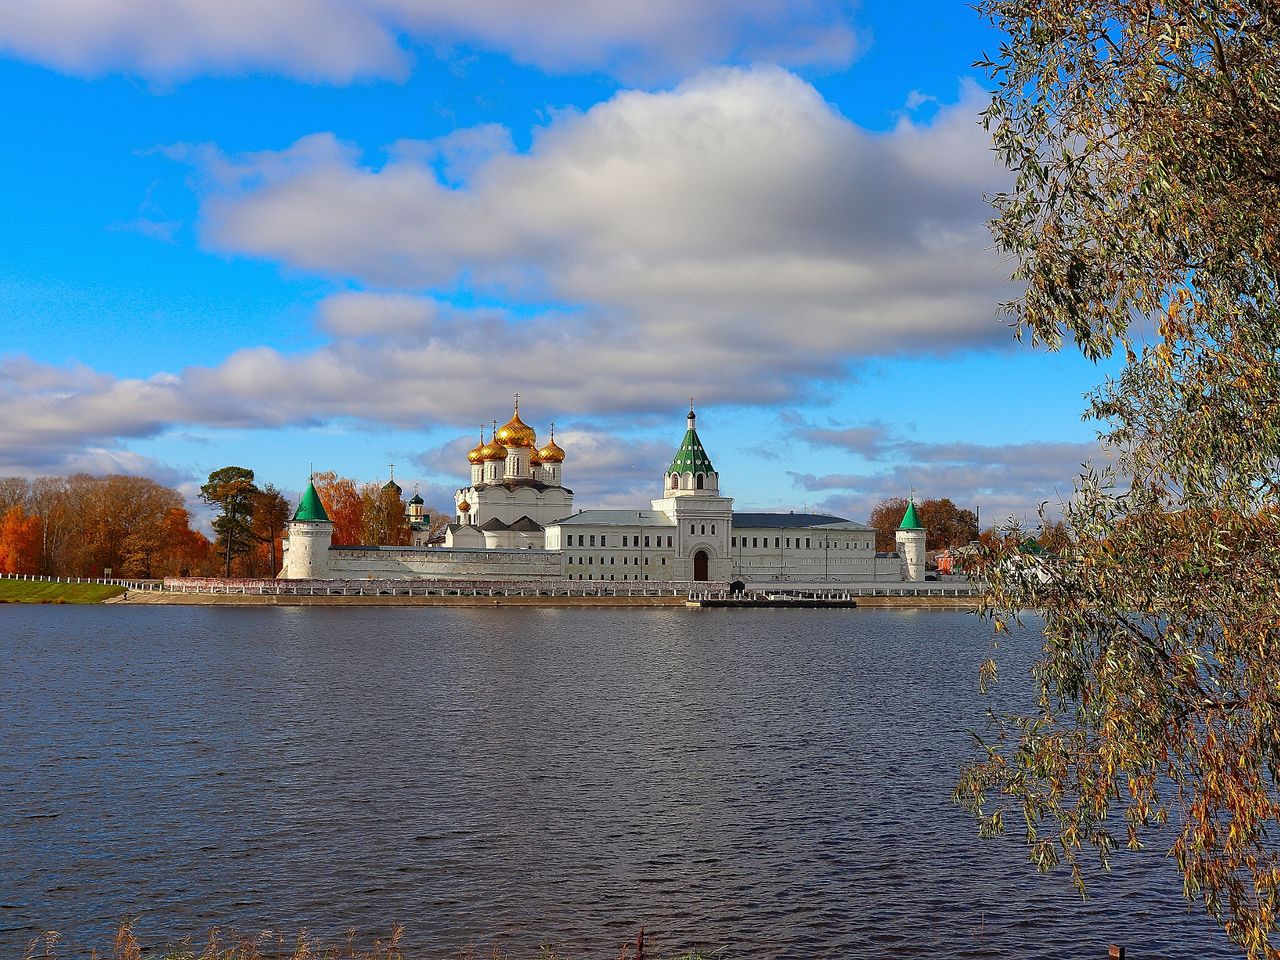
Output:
[514, 392, 520, 410]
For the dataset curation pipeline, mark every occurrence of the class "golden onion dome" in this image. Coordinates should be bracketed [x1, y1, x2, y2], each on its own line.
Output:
[458, 498, 471, 513]
[467, 429, 487, 464]
[495, 398, 537, 448]
[483, 437, 508, 461]
[529, 447, 543, 466]
[538, 423, 566, 464]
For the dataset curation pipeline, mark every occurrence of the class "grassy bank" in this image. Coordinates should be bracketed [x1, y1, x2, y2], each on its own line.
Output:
[0, 579, 125, 604]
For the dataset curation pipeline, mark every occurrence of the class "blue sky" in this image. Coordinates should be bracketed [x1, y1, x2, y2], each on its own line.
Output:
[0, 1, 1116, 524]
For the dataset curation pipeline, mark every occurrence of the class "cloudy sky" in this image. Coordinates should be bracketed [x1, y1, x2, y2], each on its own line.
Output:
[0, 0, 1115, 523]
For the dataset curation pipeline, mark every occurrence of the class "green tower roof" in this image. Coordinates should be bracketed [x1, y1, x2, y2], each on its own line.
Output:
[668, 416, 715, 475]
[899, 500, 923, 530]
[293, 480, 331, 522]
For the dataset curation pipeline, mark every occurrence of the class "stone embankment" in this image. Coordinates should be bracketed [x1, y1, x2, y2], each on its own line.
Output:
[115, 577, 984, 608]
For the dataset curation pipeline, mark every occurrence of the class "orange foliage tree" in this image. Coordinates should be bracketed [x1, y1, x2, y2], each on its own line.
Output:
[311, 472, 364, 546]
[0, 506, 43, 574]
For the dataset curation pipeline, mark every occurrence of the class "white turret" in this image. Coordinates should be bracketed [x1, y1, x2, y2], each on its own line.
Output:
[894, 497, 926, 583]
[278, 478, 333, 579]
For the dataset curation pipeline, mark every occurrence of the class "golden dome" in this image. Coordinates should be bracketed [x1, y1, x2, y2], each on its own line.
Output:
[467, 429, 487, 464]
[458, 498, 471, 512]
[483, 437, 508, 461]
[495, 397, 537, 448]
[538, 423, 566, 464]
[529, 447, 543, 466]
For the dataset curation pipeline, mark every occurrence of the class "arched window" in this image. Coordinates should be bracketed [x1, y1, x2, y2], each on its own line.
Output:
[671, 473, 679, 488]
[696, 473, 704, 489]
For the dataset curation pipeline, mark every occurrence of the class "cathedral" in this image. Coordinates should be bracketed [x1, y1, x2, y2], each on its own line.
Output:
[279, 400, 925, 585]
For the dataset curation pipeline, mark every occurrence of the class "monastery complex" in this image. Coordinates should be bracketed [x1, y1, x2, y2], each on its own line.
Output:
[279, 401, 927, 588]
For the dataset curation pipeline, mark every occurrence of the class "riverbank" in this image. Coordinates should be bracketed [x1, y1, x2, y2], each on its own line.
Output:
[0, 579, 125, 604]
[118, 590, 981, 608]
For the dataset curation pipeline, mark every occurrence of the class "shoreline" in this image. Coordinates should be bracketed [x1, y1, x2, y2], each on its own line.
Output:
[116, 590, 982, 609]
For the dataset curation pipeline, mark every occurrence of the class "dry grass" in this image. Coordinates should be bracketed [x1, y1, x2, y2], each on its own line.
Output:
[23, 923, 716, 960]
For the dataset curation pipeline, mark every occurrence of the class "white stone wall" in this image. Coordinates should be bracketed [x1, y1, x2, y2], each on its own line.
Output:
[555, 524, 678, 581]
[322, 545, 562, 581]
[728, 526, 904, 584]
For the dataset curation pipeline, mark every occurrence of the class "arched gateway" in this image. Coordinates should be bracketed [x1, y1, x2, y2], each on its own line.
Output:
[693, 549, 709, 582]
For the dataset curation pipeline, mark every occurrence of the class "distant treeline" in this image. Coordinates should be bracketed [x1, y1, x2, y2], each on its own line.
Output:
[0, 474, 215, 578]
[0, 469, 453, 579]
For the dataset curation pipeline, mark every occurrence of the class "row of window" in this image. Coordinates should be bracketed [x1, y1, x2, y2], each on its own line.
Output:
[568, 556, 667, 567]
[731, 535, 872, 550]
[564, 533, 675, 548]
[688, 523, 717, 535]
[574, 574, 651, 580]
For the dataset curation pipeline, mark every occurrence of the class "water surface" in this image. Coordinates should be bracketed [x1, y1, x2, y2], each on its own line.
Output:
[0, 606, 1232, 958]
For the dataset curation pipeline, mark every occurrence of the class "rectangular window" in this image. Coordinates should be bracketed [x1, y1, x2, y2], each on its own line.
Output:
[775, 537, 780, 548]
[644, 536, 650, 547]
[732, 537, 737, 547]
[752, 537, 758, 548]
[806, 537, 811, 548]
[601, 535, 607, 547]
[621, 535, 627, 546]
[590, 535, 596, 546]
[667, 536, 672, 547]
[661, 557, 666, 565]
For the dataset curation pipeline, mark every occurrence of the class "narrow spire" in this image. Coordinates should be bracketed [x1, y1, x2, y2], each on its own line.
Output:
[513, 392, 520, 412]
[389, 462, 395, 482]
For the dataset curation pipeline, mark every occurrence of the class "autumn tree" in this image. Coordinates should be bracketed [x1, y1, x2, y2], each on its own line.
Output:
[157, 507, 212, 577]
[251, 484, 291, 575]
[868, 497, 907, 552]
[200, 466, 259, 577]
[917, 498, 979, 551]
[956, 3, 1280, 957]
[311, 472, 364, 546]
[362, 482, 410, 546]
[0, 506, 43, 574]
[869, 497, 979, 552]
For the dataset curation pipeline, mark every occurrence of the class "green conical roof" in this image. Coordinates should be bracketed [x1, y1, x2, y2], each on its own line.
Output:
[669, 424, 715, 475]
[293, 480, 331, 522]
[899, 500, 922, 530]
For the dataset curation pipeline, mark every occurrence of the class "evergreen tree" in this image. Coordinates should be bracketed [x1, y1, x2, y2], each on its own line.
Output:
[200, 467, 259, 577]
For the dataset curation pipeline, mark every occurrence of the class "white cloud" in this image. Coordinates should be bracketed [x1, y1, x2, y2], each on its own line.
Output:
[0, 0, 860, 83]
[785, 426, 1110, 524]
[0, 69, 1018, 504]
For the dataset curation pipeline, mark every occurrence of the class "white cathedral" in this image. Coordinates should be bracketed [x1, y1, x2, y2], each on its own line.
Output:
[280, 400, 926, 586]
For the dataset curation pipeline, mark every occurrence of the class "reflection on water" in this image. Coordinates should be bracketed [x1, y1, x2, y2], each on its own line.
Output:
[0, 606, 1231, 958]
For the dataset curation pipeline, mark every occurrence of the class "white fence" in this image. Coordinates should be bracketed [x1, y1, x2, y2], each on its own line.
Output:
[0, 572, 165, 591]
[689, 584, 984, 603]
[161, 577, 721, 599]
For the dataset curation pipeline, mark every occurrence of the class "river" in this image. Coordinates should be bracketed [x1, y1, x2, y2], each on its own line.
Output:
[0, 605, 1233, 958]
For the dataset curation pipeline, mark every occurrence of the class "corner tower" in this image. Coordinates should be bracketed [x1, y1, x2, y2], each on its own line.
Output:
[279, 477, 334, 579]
[894, 497, 926, 582]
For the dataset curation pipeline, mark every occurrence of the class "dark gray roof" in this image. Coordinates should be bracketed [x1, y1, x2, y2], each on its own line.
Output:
[550, 509, 676, 527]
[478, 517, 510, 531]
[732, 512, 875, 531]
[508, 515, 544, 532]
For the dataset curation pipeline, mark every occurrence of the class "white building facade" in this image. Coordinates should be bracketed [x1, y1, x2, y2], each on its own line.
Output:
[280, 402, 917, 585]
